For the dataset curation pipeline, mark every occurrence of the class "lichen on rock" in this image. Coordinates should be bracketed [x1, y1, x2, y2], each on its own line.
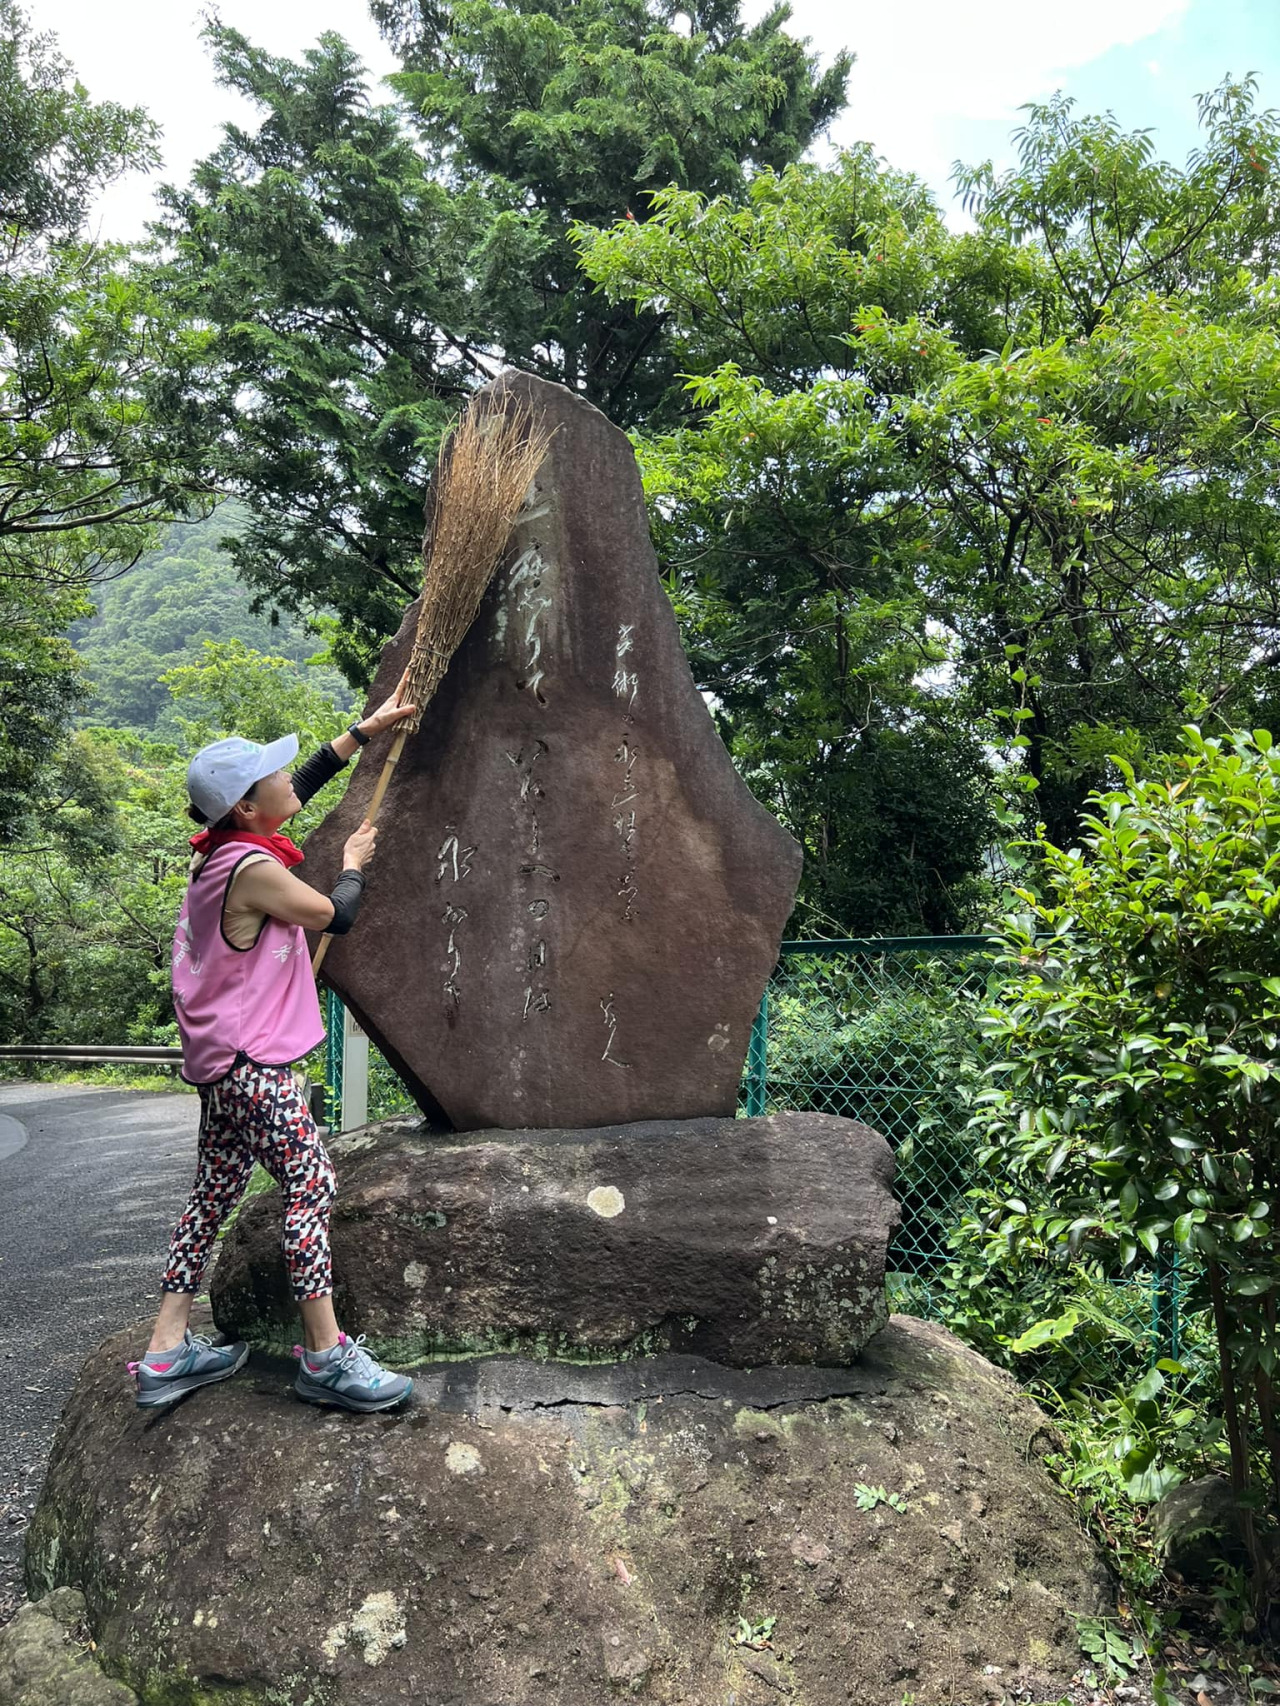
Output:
[0, 1588, 137, 1706]
[321, 1591, 407, 1667]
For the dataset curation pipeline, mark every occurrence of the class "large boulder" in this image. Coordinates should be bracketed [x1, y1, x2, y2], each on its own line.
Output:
[211, 1112, 899, 1368]
[1149, 1475, 1254, 1584]
[27, 1316, 1114, 1706]
[0, 1587, 137, 1705]
[301, 370, 802, 1131]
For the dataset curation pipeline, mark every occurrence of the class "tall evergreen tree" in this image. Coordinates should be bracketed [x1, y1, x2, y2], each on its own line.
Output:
[377, 0, 849, 414]
[148, 4, 850, 680]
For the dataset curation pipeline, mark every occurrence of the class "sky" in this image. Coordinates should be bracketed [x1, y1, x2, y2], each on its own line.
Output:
[32, 0, 1280, 241]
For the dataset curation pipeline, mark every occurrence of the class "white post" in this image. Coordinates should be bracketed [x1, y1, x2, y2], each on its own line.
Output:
[341, 1006, 369, 1132]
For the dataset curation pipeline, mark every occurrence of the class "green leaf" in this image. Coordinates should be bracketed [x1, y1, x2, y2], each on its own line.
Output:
[1131, 1367, 1164, 1402]
[1010, 1309, 1082, 1352]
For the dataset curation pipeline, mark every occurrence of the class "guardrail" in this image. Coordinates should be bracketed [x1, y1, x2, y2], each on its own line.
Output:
[0, 1045, 183, 1064]
[0, 1044, 329, 1126]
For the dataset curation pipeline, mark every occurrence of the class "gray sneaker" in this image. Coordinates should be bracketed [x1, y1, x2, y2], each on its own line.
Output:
[128, 1331, 249, 1408]
[292, 1333, 413, 1413]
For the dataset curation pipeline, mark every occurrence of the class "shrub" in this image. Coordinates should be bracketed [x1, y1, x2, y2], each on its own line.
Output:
[970, 727, 1280, 1598]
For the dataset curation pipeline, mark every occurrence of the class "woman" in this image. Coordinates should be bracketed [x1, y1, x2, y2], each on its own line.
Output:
[129, 674, 416, 1413]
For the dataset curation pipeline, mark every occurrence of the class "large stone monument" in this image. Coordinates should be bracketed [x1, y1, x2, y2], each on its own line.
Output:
[301, 371, 802, 1132]
[12, 373, 1116, 1706]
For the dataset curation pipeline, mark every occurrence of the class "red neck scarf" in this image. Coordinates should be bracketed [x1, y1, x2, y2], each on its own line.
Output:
[189, 828, 305, 868]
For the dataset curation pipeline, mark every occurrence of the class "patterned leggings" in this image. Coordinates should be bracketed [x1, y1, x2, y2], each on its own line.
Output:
[161, 1059, 336, 1301]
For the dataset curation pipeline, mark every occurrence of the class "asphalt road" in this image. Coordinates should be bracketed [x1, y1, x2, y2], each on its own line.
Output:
[0, 1081, 202, 1626]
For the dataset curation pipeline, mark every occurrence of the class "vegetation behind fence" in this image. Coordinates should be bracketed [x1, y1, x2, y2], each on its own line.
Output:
[323, 938, 1189, 1387]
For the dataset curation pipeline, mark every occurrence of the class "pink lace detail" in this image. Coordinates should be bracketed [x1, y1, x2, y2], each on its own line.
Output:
[126, 1361, 139, 1376]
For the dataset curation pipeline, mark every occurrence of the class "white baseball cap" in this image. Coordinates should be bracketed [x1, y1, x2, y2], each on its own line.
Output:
[186, 733, 300, 825]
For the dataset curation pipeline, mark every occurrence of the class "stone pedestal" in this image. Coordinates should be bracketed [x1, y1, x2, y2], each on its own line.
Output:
[211, 1111, 899, 1368]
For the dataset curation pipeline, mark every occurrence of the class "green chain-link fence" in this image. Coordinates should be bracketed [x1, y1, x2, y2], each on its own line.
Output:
[741, 937, 993, 1288]
[319, 939, 1190, 1385]
[737, 939, 1191, 1393]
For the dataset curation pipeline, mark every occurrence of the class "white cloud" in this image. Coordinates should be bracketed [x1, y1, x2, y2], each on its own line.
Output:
[35, 0, 400, 240]
[38, 0, 1192, 239]
[747, 0, 1192, 198]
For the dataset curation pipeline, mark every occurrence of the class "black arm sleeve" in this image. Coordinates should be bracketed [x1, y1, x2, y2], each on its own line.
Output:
[326, 869, 367, 936]
[292, 742, 348, 808]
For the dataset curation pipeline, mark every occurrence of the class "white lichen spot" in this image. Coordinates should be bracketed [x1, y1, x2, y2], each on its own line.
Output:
[192, 1609, 204, 1627]
[706, 1023, 731, 1052]
[403, 1261, 428, 1288]
[446, 1441, 483, 1476]
[322, 1590, 408, 1667]
[587, 1185, 625, 1219]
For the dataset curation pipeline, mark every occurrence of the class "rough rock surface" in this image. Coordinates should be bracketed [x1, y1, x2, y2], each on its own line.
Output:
[211, 1111, 899, 1368]
[0, 1587, 137, 1705]
[27, 1315, 1113, 1706]
[301, 371, 802, 1131]
[1149, 1475, 1253, 1584]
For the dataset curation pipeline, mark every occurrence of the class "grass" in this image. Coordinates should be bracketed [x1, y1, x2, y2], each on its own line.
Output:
[0, 1064, 196, 1094]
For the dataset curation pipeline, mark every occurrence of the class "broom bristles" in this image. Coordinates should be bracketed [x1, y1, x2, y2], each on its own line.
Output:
[402, 396, 554, 733]
[311, 393, 552, 982]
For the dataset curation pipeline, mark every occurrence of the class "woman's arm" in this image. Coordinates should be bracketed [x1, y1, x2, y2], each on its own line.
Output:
[329, 668, 417, 764]
[233, 861, 367, 939]
[289, 670, 419, 809]
[234, 860, 340, 933]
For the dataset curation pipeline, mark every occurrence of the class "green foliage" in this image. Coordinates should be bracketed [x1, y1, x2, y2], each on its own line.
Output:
[146, 3, 848, 681]
[732, 1613, 776, 1649]
[160, 638, 342, 750]
[765, 961, 982, 1271]
[853, 1483, 906, 1512]
[575, 81, 1280, 908]
[0, 728, 188, 1047]
[69, 510, 352, 734]
[382, 0, 849, 416]
[0, 576, 91, 845]
[0, 0, 211, 573]
[0, 647, 353, 1046]
[0, 0, 215, 871]
[970, 725, 1280, 1588]
[1075, 1617, 1144, 1681]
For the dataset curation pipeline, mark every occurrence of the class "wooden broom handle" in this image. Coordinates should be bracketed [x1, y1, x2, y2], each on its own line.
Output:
[311, 726, 409, 977]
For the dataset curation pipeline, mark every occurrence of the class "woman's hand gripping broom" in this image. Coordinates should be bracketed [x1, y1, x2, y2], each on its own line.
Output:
[312, 397, 554, 977]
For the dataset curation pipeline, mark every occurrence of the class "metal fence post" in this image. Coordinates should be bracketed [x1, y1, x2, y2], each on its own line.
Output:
[324, 988, 344, 1133]
[744, 988, 769, 1117]
[1151, 1247, 1182, 1365]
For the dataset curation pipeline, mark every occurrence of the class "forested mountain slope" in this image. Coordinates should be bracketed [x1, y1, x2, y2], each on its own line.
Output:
[69, 508, 353, 733]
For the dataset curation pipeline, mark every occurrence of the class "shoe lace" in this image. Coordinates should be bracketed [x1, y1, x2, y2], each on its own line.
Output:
[335, 1333, 383, 1388]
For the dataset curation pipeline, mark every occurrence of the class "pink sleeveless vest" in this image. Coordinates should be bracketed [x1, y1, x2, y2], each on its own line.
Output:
[172, 841, 325, 1086]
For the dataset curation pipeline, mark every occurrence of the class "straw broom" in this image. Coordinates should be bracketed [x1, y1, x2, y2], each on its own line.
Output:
[312, 395, 554, 977]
